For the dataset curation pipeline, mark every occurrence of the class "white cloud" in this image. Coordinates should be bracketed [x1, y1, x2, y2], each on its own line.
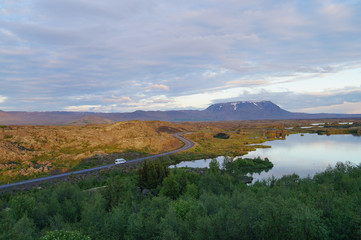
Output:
[64, 105, 103, 112]
[170, 87, 254, 109]
[138, 95, 171, 106]
[202, 68, 228, 78]
[264, 64, 361, 93]
[103, 95, 132, 102]
[145, 84, 169, 92]
[301, 101, 361, 114]
[0, 96, 7, 103]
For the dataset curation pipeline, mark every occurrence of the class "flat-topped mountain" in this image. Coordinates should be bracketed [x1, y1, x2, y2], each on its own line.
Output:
[206, 101, 277, 112]
[204, 101, 292, 120]
[1, 101, 361, 125]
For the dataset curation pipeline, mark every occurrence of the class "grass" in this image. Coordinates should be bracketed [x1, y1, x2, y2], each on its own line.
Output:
[186, 130, 275, 157]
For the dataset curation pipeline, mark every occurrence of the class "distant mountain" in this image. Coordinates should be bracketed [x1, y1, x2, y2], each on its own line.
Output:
[0, 111, 91, 125]
[1, 101, 361, 125]
[0, 110, 18, 123]
[67, 116, 115, 125]
[204, 101, 292, 120]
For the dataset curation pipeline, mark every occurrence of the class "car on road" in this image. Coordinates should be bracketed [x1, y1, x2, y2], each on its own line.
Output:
[115, 158, 126, 164]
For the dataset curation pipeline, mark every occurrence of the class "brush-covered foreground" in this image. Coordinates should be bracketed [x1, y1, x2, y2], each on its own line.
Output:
[0, 160, 360, 240]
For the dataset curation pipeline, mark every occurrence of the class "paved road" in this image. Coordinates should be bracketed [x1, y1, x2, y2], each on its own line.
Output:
[0, 133, 194, 190]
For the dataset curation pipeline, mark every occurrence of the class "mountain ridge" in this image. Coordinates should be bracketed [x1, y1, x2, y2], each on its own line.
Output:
[1, 101, 361, 125]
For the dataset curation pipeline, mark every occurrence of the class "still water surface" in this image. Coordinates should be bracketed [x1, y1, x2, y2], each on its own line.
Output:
[170, 133, 361, 181]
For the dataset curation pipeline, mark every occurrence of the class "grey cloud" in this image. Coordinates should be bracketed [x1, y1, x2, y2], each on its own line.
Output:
[1, 0, 361, 111]
[212, 87, 361, 112]
[35, 0, 157, 23]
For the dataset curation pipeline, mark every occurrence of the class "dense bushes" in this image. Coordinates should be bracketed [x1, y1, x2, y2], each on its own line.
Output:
[0, 161, 360, 239]
[213, 132, 230, 139]
[40, 230, 91, 240]
[138, 159, 169, 190]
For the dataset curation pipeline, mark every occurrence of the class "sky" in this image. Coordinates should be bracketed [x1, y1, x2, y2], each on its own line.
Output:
[0, 0, 361, 114]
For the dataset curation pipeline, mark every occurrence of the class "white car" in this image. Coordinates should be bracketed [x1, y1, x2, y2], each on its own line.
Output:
[115, 158, 126, 164]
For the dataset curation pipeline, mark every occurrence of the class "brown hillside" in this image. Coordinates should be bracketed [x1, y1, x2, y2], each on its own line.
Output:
[68, 116, 115, 125]
[0, 121, 185, 183]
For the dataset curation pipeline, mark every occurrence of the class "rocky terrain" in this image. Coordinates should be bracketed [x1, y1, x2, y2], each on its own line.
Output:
[0, 121, 186, 183]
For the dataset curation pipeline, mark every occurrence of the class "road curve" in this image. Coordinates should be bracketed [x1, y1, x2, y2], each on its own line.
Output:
[0, 133, 195, 190]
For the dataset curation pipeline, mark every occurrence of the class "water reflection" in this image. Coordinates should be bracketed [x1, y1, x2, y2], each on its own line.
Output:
[243, 133, 361, 181]
[170, 134, 361, 182]
[169, 156, 226, 169]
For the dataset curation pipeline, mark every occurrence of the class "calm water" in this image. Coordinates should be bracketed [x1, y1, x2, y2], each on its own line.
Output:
[170, 134, 361, 181]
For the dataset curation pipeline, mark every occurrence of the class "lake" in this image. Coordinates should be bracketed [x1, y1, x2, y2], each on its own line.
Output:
[170, 133, 361, 181]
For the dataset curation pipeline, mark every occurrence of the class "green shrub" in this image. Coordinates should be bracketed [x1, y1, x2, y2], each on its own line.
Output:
[40, 230, 91, 240]
[213, 132, 230, 139]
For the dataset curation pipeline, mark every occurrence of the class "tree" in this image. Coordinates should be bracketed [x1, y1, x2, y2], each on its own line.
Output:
[40, 230, 91, 240]
[213, 132, 230, 139]
[80, 192, 106, 239]
[103, 204, 131, 240]
[138, 160, 149, 188]
[9, 215, 36, 240]
[138, 160, 169, 189]
[9, 195, 35, 221]
[184, 183, 199, 199]
[160, 174, 180, 200]
[105, 176, 123, 208]
[209, 158, 220, 174]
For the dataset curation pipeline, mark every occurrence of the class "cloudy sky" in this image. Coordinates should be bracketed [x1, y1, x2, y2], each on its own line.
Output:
[1, 0, 361, 113]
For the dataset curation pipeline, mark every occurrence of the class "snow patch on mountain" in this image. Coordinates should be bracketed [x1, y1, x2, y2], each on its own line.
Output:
[223, 101, 268, 111]
[231, 102, 238, 110]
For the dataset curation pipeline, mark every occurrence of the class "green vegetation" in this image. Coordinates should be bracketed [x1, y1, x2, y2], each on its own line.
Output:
[40, 230, 91, 240]
[213, 132, 230, 139]
[223, 156, 274, 176]
[1, 161, 360, 239]
[187, 131, 269, 157]
[1, 119, 360, 239]
[138, 160, 169, 190]
[165, 152, 218, 165]
[3, 135, 13, 139]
